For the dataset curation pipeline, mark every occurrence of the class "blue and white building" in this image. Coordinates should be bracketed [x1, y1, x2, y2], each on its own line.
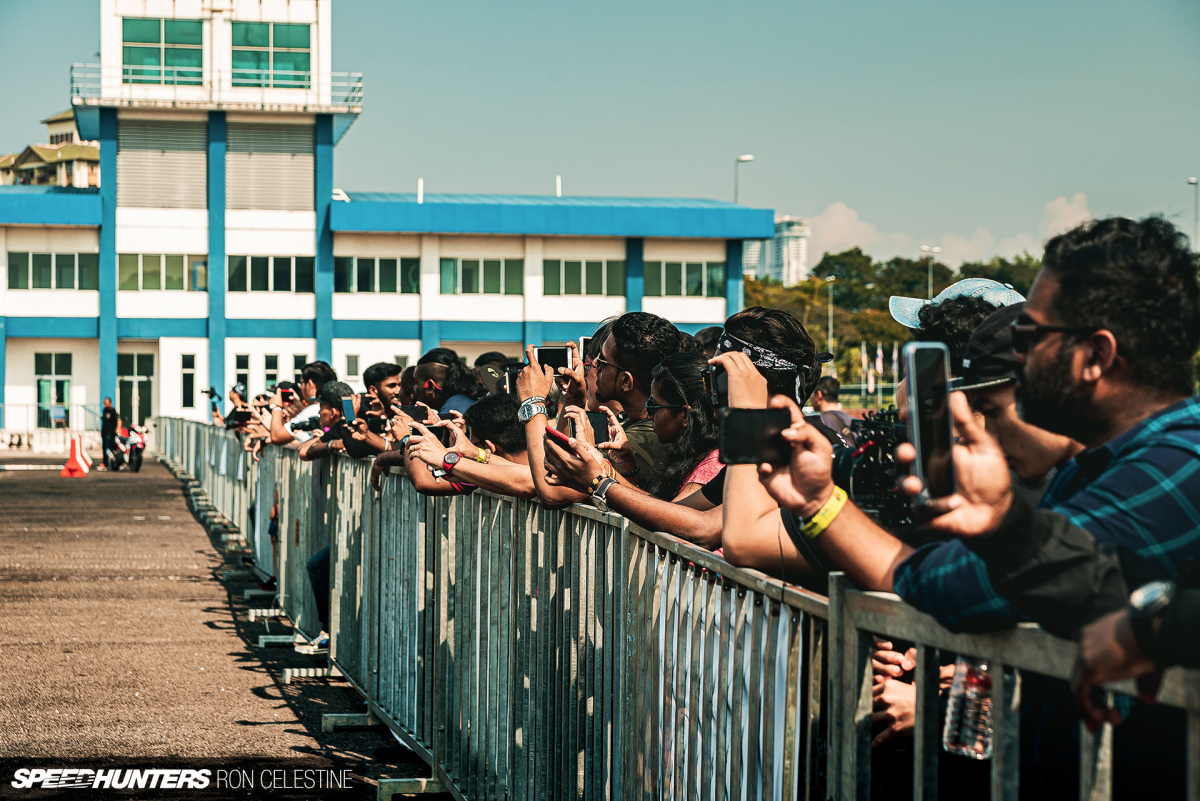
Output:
[0, 0, 773, 430]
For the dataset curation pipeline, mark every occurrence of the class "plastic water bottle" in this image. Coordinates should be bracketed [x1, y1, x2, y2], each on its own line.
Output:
[941, 656, 994, 759]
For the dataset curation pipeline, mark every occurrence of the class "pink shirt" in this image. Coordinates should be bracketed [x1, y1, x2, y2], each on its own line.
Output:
[683, 449, 722, 488]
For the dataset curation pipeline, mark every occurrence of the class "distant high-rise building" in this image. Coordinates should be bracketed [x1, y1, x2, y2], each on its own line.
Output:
[742, 215, 811, 286]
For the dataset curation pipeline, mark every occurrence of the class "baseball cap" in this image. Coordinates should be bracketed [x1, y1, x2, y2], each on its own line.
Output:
[231, 382, 248, 398]
[478, 365, 504, 394]
[317, 380, 354, 407]
[949, 303, 1025, 393]
[889, 278, 1025, 330]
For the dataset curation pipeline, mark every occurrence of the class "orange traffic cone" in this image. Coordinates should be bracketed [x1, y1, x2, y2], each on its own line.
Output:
[78, 435, 93, 468]
[60, 434, 90, 478]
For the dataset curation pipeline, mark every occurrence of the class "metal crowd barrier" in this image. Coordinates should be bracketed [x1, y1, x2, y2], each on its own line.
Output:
[155, 418, 1200, 800]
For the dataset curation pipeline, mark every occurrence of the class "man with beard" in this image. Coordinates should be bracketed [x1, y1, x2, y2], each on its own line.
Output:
[754, 215, 1200, 799]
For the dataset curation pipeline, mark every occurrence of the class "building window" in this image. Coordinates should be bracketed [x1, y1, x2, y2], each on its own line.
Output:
[643, 261, 726, 298]
[440, 258, 523, 295]
[122, 17, 203, 86]
[182, 354, 195, 409]
[117, 253, 207, 291]
[235, 354, 249, 392]
[228, 255, 312, 293]
[265, 355, 278, 389]
[346, 355, 359, 379]
[7, 252, 102, 290]
[34, 352, 72, 429]
[394, 355, 409, 369]
[232, 22, 310, 88]
[334, 257, 420, 294]
[293, 355, 306, 384]
[542, 259, 624, 297]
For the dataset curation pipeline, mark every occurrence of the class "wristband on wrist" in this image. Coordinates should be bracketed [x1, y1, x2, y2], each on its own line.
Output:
[619, 462, 640, 478]
[801, 486, 848, 540]
[475, 447, 490, 464]
[587, 473, 606, 494]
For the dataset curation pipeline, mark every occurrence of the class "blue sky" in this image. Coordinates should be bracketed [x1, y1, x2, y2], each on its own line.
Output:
[2, 0, 1197, 265]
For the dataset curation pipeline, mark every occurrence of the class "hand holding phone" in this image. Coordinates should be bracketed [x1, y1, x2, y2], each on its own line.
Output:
[341, 396, 356, 424]
[544, 425, 573, 449]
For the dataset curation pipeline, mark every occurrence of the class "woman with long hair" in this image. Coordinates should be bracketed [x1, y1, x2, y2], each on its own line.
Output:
[635, 352, 720, 501]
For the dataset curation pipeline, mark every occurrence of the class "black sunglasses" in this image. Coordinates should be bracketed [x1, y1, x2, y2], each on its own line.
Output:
[1010, 322, 1098, 354]
[645, 400, 687, 414]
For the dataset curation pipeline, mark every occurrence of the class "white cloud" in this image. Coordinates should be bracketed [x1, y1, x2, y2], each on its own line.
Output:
[803, 193, 1091, 267]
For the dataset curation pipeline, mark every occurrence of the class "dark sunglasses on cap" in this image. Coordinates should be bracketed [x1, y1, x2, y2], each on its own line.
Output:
[1010, 322, 1099, 353]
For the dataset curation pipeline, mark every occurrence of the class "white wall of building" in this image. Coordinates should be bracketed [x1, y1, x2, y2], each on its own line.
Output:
[158, 336, 209, 421]
[117, 290, 208, 318]
[226, 211, 316, 256]
[225, 292, 316, 319]
[331, 294, 419, 321]
[6, 291, 101, 318]
[116, 208, 208, 255]
[643, 297, 727, 325]
[643, 238, 726, 263]
[333, 233, 421, 257]
[5, 338, 101, 407]
[223, 337, 316, 399]
[331, 338, 421, 393]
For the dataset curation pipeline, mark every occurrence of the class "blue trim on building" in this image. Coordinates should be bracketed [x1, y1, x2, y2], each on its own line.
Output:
[6, 317, 100, 338]
[522, 320, 543, 349]
[207, 112, 227, 397]
[624, 238, 644, 313]
[332, 319, 420, 340]
[226, 319, 317, 339]
[0, 186, 101, 227]
[117, 318, 207, 339]
[314, 115, 334, 364]
[420, 319, 439, 354]
[331, 193, 775, 240]
[725, 238, 743, 320]
[98, 109, 118, 403]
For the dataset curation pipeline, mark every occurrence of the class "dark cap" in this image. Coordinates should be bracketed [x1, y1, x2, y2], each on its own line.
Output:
[950, 302, 1025, 393]
[231, 382, 248, 398]
[478, 365, 503, 394]
[318, 380, 354, 407]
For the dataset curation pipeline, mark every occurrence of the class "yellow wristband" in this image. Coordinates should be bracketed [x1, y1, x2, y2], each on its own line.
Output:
[475, 447, 490, 464]
[801, 486, 848, 540]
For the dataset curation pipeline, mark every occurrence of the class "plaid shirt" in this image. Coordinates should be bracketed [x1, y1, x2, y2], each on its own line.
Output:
[894, 395, 1200, 631]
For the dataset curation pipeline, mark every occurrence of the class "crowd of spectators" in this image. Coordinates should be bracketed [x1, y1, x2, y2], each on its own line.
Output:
[213, 214, 1200, 799]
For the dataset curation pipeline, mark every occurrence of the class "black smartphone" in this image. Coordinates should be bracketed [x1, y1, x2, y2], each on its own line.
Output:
[704, 365, 729, 407]
[366, 415, 387, 435]
[279, 387, 295, 403]
[501, 363, 524, 395]
[903, 342, 956, 504]
[433, 426, 456, 447]
[229, 408, 254, 425]
[340, 397, 356, 423]
[587, 411, 610, 445]
[534, 346, 572, 373]
[396, 404, 425, 420]
[717, 407, 791, 465]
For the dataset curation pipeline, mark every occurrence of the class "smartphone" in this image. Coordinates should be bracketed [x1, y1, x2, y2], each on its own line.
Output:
[396, 404, 425, 420]
[280, 387, 295, 403]
[341, 397, 356, 423]
[717, 407, 791, 465]
[588, 411, 611, 444]
[433, 426, 456, 448]
[578, 336, 592, 359]
[903, 342, 956, 504]
[230, 408, 254, 425]
[534, 346, 573, 373]
[704, 365, 729, 407]
[501, 363, 524, 395]
[366, 415, 387, 435]
[544, 425, 572, 448]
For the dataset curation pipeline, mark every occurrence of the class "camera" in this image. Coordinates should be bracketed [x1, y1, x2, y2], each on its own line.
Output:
[290, 417, 324, 433]
[831, 408, 911, 530]
[202, 386, 222, 401]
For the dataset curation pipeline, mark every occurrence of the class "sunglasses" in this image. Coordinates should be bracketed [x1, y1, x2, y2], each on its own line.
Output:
[645, 400, 687, 414]
[1010, 322, 1098, 354]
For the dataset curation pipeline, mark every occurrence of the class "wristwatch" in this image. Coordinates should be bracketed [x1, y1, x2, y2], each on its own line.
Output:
[441, 451, 462, 474]
[518, 397, 548, 423]
[1129, 580, 1176, 660]
[591, 477, 617, 513]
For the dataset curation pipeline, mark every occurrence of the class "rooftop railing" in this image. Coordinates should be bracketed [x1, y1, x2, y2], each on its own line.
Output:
[69, 63, 364, 111]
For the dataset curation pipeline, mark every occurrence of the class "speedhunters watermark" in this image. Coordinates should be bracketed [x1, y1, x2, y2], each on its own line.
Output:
[2, 761, 359, 799]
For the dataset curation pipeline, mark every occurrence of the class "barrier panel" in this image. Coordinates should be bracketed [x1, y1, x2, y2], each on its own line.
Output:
[156, 418, 1200, 800]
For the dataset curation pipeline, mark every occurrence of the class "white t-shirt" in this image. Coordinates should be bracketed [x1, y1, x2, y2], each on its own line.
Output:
[285, 404, 321, 443]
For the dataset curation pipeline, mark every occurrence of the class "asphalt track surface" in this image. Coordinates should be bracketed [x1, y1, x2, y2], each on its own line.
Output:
[0, 456, 448, 800]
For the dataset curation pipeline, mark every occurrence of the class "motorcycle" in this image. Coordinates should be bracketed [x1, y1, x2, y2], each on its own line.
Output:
[103, 425, 147, 472]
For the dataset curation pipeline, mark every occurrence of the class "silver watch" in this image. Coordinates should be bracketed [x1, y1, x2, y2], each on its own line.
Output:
[591, 477, 617, 513]
[518, 397, 548, 423]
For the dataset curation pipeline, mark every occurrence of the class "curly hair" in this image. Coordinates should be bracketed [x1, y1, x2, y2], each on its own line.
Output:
[916, 296, 1000, 376]
[609, 312, 684, 393]
[1042, 215, 1200, 395]
[639, 353, 720, 501]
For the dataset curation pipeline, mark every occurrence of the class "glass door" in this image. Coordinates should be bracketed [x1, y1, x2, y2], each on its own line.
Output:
[117, 353, 155, 426]
[34, 353, 72, 428]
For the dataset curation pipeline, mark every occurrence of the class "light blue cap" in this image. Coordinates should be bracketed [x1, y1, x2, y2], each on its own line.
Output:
[888, 278, 1025, 330]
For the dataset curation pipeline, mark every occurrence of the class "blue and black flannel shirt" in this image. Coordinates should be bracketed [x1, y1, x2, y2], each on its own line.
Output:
[893, 395, 1200, 632]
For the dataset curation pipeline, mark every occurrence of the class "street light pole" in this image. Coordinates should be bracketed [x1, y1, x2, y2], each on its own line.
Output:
[734, 154, 754, 203]
[825, 275, 836, 376]
[1189, 177, 1198, 249]
[920, 244, 941, 299]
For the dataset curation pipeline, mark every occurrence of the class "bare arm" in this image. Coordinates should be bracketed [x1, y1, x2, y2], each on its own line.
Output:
[517, 346, 588, 508]
[442, 457, 537, 500]
[606, 485, 724, 550]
